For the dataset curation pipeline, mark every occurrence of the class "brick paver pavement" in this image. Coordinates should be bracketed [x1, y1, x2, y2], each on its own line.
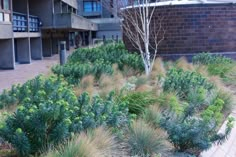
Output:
[0, 55, 59, 93]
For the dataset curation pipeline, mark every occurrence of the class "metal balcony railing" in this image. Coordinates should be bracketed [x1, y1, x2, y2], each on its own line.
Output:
[13, 12, 40, 32]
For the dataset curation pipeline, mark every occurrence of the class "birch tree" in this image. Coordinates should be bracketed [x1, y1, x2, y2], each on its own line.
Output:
[103, 0, 165, 75]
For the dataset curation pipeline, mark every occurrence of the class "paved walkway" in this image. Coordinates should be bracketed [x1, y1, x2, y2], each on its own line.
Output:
[201, 105, 236, 157]
[0, 55, 59, 93]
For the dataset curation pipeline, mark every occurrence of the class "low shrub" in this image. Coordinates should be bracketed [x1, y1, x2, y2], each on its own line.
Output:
[158, 92, 187, 115]
[163, 68, 214, 98]
[192, 53, 235, 79]
[53, 43, 144, 85]
[0, 76, 78, 156]
[160, 97, 234, 155]
[52, 59, 114, 84]
[192, 53, 233, 65]
[0, 77, 130, 156]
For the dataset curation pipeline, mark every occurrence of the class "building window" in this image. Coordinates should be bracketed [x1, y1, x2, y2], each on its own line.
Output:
[4, 12, 10, 21]
[3, 0, 10, 10]
[0, 12, 3, 21]
[84, 1, 101, 12]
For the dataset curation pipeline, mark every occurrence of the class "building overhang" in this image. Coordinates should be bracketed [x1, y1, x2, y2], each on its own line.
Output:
[45, 13, 98, 31]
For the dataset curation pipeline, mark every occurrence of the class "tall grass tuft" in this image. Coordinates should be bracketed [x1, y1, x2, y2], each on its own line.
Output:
[122, 91, 158, 115]
[150, 57, 166, 81]
[127, 120, 172, 157]
[176, 57, 194, 71]
[80, 75, 95, 95]
[42, 127, 121, 157]
[143, 105, 162, 128]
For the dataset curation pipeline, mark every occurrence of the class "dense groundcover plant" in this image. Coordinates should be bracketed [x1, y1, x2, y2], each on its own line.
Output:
[52, 42, 144, 84]
[160, 68, 234, 155]
[0, 76, 130, 157]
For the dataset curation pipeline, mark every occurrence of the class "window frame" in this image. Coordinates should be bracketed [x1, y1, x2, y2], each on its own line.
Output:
[2, 0, 10, 11]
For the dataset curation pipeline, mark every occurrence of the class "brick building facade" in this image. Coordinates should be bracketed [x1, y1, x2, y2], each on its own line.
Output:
[123, 2, 236, 59]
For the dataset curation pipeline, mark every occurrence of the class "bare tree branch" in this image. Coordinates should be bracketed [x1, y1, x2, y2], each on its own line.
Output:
[102, 0, 166, 75]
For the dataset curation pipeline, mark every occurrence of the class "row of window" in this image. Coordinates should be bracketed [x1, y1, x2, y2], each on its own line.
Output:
[84, 1, 101, 13]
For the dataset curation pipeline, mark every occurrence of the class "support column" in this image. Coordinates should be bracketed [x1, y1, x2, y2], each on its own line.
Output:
[0, 39, 15, 69]
[89, 31, 92, 45]
[30, 37, 43, 60]
[15, 38, 31, 64]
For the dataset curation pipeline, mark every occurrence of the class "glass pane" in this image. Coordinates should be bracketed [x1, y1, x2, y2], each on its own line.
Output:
[97, 3, 101, 12]
[4, 13, 10, 22]
[84, 2, 92, 12]
[0, 12, 3, 22]
[3, 0, 10, 10]
[93, 2, 97, 11]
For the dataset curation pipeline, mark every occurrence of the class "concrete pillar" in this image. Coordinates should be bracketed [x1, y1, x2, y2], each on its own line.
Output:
[15, 38, 31, 64]
[0, 39, 15, 69]
[42, 38, 52, 57]
[30, 37, 43, 60]
[64, 32, 70, 50]
[82, 32, 85, 46]
[89, 31, 92, 45]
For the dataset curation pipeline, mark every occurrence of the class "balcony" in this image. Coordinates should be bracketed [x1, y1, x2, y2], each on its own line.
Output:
[53, 13, 98, 31]
[13, 12, 40, 32]
[83, 11, 102, 17]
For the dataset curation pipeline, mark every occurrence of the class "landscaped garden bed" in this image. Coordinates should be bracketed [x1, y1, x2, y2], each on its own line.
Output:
[0, 43, 235, 157]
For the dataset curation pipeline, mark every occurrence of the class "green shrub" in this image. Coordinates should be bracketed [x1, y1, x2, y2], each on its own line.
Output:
[127, 120, 171, 157]
[192, 53, 233, 65]
[121, 91, 158, 115]
[192, 53, 234, 78]
[201, 98, 224, 125]
[160, 97, 233, 155]
[0, 76, 77, 156]
[216, 90, 233, 114]
[0, 84, 21, 109]
[158, 92, 187, 115]
[0, 77, 130, 157]
[163, 68, 214, 98]
[52, 43, 144, 85]
[52, 59, 113, 84]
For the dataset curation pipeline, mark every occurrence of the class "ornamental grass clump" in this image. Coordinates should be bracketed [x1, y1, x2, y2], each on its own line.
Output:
[192, 53, 235, 79]
[127, 120, 172, 157]
[121, 91, 158, 115]
[43, 127, 122, 157]
[176, 57, 194, 71]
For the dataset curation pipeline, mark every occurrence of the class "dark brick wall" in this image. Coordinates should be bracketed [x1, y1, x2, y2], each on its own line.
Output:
[123, 3, 236, 57]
